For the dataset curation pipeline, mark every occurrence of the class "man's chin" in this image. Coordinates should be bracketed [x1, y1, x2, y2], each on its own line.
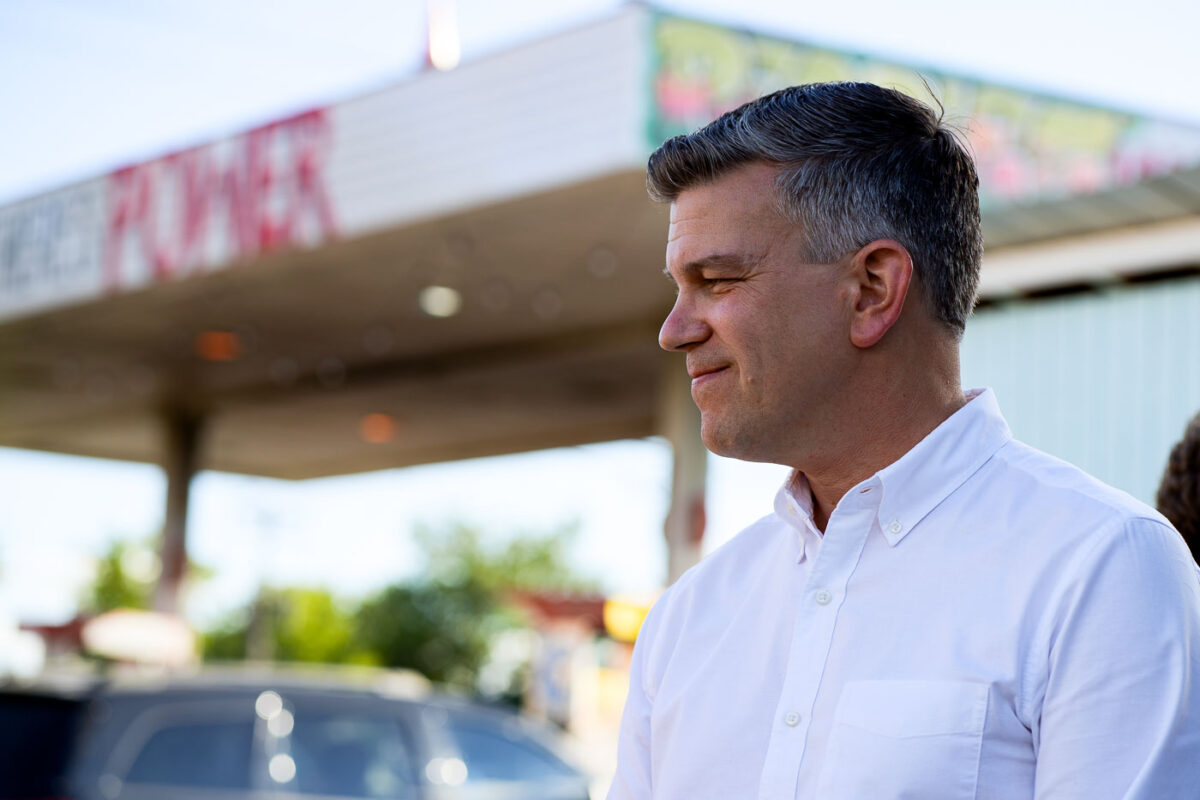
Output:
[700, 420, 749, 460]
[701, 419, 786, 464]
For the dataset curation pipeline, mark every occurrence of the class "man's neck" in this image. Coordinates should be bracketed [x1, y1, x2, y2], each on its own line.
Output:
[802, 380, 966, 533]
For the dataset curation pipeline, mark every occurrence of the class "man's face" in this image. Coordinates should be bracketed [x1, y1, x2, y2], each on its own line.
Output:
[660, 163, 854, 464]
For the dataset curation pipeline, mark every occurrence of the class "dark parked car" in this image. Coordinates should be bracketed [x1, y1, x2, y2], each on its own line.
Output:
[0, 668, 594, 800]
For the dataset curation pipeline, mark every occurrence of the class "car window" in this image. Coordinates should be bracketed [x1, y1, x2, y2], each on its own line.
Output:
[124, 718, 254, 789]
[446, 716, 577, 783]
[0, 692, 84, 798]
[284, 711, 420, 799]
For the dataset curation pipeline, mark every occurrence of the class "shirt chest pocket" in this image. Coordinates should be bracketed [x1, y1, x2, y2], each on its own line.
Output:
[815, 680, 989, 800]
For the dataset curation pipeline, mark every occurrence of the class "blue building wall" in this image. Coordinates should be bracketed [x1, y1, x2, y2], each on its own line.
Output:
[961, 275, 1200, 506]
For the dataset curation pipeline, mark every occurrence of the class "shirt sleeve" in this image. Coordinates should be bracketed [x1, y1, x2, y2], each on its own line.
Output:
[1032, 516, 1200, 799]
[607, 595, 669, 800]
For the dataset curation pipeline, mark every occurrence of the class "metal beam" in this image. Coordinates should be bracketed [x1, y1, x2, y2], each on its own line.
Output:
[981, 214, 1200, 297]
[153, 408, 204, 614]
[658, 358, 706, 584]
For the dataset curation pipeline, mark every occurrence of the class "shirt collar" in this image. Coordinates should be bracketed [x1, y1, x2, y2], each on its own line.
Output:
[872, 388, 1012, 546]
[773, 474, 823, 563]
[775, 388, 1012, 551]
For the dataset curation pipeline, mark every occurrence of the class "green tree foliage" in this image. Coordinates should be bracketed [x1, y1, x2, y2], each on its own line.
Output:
[203, 607, 252, 660]
[275, 588, 373, 663]
[80, 534, 213, 615]
[81, 540, 155, 613]
[414, 521, 597, 595]
[353, 522, 596, 689]
[201, 521, 596, 691]
[354, 582, 491, 688]
[203, 587, 375, 665]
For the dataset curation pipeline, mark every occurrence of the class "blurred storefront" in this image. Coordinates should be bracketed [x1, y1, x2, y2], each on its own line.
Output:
[2, 6, 1199, 609]
[509, 590, 654, 790]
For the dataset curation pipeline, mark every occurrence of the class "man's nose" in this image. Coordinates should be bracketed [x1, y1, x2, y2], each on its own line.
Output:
[659, 295, 709, 352]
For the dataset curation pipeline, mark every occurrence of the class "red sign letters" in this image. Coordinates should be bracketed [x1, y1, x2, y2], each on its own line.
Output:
[105, 108, 337, 289]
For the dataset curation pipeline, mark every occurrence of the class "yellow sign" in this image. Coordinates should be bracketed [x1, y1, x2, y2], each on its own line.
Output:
[604, 595, 655, 643]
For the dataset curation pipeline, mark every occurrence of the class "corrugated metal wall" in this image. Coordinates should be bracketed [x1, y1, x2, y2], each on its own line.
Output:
[962, 275, 1200, 505]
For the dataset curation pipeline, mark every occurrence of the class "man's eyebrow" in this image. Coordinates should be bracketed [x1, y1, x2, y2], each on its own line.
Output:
[663, 253, 757, 279]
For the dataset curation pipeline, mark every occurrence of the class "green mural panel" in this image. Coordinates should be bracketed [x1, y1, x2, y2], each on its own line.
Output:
[647, 13, 1200, 209]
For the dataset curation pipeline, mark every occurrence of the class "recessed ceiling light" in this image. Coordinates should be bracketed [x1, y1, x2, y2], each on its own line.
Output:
[195, 331, 241, 362]
[419, 285, 462, 318]
[586, 245, 618, 278]
[427, 0, 461, 71]
[359, 413, 398, 443]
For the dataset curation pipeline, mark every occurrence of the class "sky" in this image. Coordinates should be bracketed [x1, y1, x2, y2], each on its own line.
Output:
[2, 0, 1199, 627]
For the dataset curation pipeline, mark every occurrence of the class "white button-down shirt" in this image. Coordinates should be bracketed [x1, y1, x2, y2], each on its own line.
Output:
[609, 389, 1200, 800]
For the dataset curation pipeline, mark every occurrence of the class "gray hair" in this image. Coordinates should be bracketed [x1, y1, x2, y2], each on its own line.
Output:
[647, 82, 983, 335]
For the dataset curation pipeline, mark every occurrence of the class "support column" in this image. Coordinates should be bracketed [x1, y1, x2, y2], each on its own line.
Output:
[658, 359, 707, 585]
[153, 409, 204, 615]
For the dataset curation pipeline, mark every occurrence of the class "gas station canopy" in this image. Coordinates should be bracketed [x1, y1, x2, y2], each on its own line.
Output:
[4, 6, 1200, 479]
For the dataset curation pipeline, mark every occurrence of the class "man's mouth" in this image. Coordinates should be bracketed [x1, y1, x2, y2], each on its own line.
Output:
[689, 366, 728, 387]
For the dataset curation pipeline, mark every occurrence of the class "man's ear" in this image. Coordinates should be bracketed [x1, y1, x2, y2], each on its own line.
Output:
[847, 239, 913, 349]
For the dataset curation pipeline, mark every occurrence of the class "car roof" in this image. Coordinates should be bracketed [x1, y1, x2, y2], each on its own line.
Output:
[1, 663, 543, 729]
[6, 662, 432, 698]
[2, 662, 570, 738]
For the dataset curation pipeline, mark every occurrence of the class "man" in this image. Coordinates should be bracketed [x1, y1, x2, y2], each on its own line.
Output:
[609, 82, 1200, 799]
[1158, 411, 1200, 560]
